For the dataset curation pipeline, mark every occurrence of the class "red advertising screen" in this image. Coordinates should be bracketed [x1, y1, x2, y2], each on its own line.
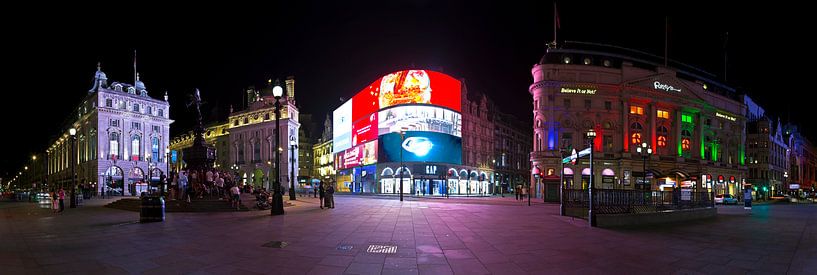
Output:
[379, 70, 460, 112]
[352, 112, 378, 146]
[348, 70, 461, 123]
[352, 78, 381, 123]
[335, 140, 378, 170]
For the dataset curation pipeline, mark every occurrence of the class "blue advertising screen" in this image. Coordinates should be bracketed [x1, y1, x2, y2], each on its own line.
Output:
[378, 131, 461, 164]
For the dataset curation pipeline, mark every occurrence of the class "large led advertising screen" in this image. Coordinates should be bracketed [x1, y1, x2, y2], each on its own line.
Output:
[348, 70, 461, 123]
[378, 105, 461, 137]
[335, 140, 378, 170]
[332, 100, 353, 153]
[352, 113, 378, 147]
[378, 131, 462, 164]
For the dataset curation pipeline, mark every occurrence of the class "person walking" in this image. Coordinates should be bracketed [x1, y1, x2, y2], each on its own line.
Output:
[318, 182, 326, 209]
[57, 187, 65, 213]
[326, 184, 335, 209]
[230, 184, 241, 210]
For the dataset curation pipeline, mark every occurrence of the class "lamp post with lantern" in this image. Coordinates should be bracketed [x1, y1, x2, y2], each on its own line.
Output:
[270, 81, 285, 215]
[586, 128, 596, 227]
[69, 128, 78, 208]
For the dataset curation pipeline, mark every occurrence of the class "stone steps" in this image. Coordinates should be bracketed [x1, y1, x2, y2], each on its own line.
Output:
[105, 198, 250, 212]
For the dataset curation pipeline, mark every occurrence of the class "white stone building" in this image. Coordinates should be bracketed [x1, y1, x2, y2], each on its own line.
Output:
[47, 64, 173, 196]
[229, 77, 300, 191]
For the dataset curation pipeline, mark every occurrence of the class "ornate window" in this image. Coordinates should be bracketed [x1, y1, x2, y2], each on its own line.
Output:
[131, 135, 141, 161]
[658, 136, 667, 147]
[110, 132, 120, 159]
[631, 133, 642, 145]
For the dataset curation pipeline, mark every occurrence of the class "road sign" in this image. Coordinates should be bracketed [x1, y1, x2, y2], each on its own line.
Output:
[562, 147, 592, 164]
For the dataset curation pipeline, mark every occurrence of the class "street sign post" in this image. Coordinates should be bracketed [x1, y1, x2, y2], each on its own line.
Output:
[562, 148, 591, 164]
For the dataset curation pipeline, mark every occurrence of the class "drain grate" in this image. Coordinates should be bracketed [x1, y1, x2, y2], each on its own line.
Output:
[336, 244, 354, 251]
[262, 241, 289, 248]
[366, 244, 397, 254]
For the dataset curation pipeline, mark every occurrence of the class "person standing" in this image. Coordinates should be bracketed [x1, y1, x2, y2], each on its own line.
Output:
[51, 191, 58, 214]
[230, 184, 241, 210]
[326, 184, 335, 209]
[57, 187, 65, 213]
[318, 182, 326, 209]
[179, 171, 188, 202]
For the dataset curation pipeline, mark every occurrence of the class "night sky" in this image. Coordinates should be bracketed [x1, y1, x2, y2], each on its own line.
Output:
[3, 2, 811, 179]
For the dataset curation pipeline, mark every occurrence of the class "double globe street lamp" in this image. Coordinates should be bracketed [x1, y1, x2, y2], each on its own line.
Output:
[636, 142, 652, 191]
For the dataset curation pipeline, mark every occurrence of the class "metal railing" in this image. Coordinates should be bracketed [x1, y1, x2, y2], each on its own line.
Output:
[563, 188, 712, 215]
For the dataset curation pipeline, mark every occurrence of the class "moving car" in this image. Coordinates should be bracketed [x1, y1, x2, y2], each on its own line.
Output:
[715, 194, 738, 205]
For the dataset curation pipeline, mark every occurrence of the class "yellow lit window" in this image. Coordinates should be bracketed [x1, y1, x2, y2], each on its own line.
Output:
[657, 110, 669, 119]
[631, 133, 642, 144]
[630, 106, 644, 115]
[682, 138, 691, 150]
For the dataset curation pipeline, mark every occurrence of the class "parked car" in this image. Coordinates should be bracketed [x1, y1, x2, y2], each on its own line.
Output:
[715, 194, 738, 205]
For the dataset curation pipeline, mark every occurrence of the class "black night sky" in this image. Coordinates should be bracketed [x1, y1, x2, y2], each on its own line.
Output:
[3, 2, 812, 179]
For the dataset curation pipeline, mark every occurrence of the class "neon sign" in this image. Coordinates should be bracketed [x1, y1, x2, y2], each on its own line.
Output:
[560, 87, 597, 95]
[653, 81, 681, 92]
[715, 112, 736, 121]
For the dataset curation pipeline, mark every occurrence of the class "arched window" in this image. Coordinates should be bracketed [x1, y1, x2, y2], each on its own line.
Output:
[681, 130, 692, 151]
[536, 119, 542, 128]
[630, 122, 643, 130]
[110, 132, 120, 159]
[131, 135, 141, 161]
[151, 137, 160, 162]
[253, 141, 261, 162]
[631, 133, 642, 145]
[658, 136, 667, 147]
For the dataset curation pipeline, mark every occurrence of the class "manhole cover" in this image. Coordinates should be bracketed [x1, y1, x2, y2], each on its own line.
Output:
[337, 244, 354, 251]
[262, 241, 289, 248]
[366, 244, 397, 254]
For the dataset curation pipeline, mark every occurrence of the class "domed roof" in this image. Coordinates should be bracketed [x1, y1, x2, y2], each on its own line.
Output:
[134, 73, 146, 90]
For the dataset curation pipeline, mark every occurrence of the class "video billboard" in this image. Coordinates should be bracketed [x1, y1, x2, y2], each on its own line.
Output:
[335, 140, 378, 170]
[378, 131, 462, 164]
[332, 100, 353, 153]
[352, 112, 378, 147]
[347, 70, 461, 123]
[378, 105, 461, 137]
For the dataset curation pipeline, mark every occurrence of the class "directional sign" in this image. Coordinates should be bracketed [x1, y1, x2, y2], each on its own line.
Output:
[562, 147, 592, 164]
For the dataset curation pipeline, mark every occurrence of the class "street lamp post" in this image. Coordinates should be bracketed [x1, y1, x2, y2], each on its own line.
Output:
[399, 130, 405, 202]
[289, 136, 297, 201]
[586, 129, 596, 227]
[270, 82, 285, 215]
[531, 166, 539, 207]
[559, 148, 566, 216]
[636, 142, 652, 191]
[69, 128, 77, 208]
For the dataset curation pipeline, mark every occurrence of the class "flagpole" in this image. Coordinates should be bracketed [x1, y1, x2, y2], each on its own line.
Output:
[553, 1, 557, 46]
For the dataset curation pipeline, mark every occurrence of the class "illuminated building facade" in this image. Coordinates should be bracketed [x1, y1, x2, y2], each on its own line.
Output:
[47, 64, 173, 196]
[312, 115, 335, 181]
[530, 43, 747, 199]
[784, 125, 817, 197]
[168, 123, 231, 170]
[744, 96, 789, 198]
[228, 77, 300, 190]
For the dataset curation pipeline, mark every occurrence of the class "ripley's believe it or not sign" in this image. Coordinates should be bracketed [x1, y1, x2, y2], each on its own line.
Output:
[332, 70, 463, 168]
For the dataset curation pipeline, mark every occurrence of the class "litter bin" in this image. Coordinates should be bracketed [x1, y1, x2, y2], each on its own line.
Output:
[140, 196, 165, 222]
